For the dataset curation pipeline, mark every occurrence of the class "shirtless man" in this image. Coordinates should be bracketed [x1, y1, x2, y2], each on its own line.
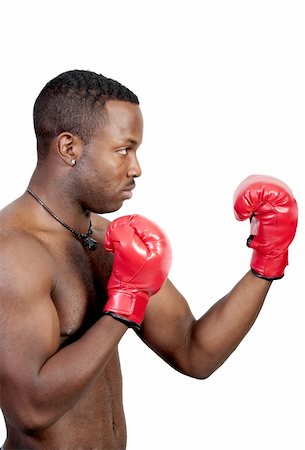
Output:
[0, 70, 298, 450]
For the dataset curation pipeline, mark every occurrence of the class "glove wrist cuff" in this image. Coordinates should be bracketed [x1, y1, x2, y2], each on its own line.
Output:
[103, 311, 142, 331]
[251, 251, 288, 280]
[103, 290, 149, 329]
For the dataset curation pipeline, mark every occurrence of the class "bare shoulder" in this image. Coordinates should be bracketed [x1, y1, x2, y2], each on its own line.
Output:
[0, 223, 53, 263]
[0, 196, 54, 267]
[0, 225, 55, 300]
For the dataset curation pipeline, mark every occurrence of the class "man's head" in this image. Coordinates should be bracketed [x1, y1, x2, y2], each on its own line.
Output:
[33, 69, 139, 159]
[33, 70, 143, 214]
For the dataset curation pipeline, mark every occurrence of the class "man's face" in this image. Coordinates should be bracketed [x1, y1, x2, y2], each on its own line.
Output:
[76, 100, 143, 213]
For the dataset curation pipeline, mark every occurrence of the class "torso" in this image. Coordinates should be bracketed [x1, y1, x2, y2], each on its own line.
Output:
[1, 197, 127, 450]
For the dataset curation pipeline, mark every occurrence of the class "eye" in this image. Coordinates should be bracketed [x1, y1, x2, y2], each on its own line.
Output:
[117, 148, 129, 155]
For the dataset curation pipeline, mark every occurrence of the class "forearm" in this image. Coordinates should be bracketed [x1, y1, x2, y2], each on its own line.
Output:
[186, 271, 271, 379]
[10, 316, 127, 432]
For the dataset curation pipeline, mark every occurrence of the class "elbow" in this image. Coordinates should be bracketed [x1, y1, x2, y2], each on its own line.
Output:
[7, 407, 56, 435]
[173, 359, 218, 380]
[21, 409, 59, 434]
[184, 367, 216, 380]
[178, 354, 222, 380]
[19, 416, 51, 435]
[1, 379, 61, 434]
[191, 359, 225, 380]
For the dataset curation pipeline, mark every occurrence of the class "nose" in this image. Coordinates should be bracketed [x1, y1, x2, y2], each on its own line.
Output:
[127, 155, 142, 178]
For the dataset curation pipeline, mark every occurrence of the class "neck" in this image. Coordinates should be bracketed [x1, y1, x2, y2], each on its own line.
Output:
[28, 166, 90, 235]
[27, 188, 98, 251]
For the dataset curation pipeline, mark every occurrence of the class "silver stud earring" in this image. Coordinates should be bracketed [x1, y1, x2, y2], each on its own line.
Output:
[71, 159, 76, 166]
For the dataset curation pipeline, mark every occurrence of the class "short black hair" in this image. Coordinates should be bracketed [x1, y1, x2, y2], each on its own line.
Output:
[33, 69, 139, 159]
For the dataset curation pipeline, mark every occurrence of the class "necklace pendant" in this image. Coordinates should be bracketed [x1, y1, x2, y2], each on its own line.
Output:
[82, 235, 98, 251]
[27, 189, 98, 251]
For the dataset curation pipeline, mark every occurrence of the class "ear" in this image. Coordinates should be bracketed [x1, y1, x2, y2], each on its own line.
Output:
[55, 132, 84, 166]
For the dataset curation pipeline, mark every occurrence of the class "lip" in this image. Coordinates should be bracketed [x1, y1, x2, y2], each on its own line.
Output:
[121, 184, 135, 200]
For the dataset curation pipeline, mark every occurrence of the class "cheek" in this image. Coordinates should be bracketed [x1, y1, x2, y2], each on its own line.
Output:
[88, 161, 121, 196]
[96, 161, 119, 184]
[96, 155, 127, 183]
[78, 151, 125, 195]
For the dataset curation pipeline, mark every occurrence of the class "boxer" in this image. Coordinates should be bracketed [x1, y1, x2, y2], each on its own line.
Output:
[0, 69, 298, 450]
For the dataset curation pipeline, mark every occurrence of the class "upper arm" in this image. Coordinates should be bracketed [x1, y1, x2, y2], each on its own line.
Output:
[0, 233, 60, 420]
[139, 279, 196, 373]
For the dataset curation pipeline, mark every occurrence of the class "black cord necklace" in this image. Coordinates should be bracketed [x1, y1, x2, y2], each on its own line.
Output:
[27, 188, 98, 251]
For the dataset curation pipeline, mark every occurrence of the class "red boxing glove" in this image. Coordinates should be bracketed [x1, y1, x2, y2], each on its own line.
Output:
[103, 215, 172, 330]
[234, 175, 298, 280]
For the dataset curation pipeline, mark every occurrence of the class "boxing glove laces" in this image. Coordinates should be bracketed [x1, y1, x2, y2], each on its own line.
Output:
[103, 215, 172, 330]
[234, 175, 298, 280]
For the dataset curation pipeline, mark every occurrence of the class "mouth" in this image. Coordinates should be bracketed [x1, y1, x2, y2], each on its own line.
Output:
[121, 182, 135, 200]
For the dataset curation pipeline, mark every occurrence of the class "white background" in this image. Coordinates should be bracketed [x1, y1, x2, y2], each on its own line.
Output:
[0, 1, 304, 449]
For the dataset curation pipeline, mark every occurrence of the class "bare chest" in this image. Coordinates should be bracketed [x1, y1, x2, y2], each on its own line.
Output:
[50, 239, 113, 343]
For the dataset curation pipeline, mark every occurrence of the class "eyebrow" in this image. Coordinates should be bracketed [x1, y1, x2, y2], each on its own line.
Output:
[127, 138, 140, 146]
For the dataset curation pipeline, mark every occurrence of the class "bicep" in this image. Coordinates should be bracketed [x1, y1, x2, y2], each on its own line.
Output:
[0, 251, 60, 413]
[1, 289, 60, 374]
[139, 279, 196, 370]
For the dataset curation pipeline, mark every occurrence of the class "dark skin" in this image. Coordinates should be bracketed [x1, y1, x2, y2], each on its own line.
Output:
[0, 100, 271, 450]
